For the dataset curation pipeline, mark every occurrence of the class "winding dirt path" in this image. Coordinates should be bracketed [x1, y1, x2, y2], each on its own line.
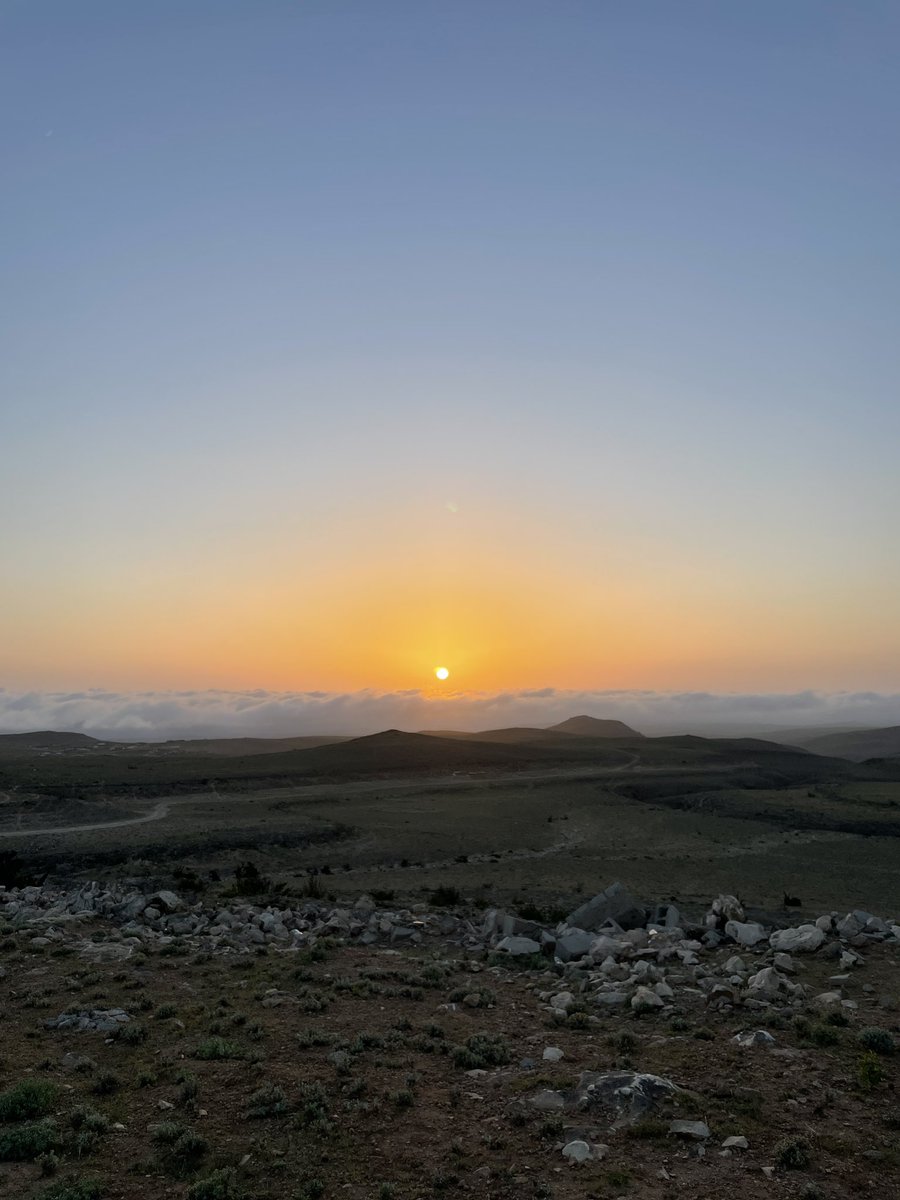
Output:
[0, 752, 645, 841]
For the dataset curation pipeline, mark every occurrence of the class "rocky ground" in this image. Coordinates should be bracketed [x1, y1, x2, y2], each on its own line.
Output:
[0, 876, 897, 1199]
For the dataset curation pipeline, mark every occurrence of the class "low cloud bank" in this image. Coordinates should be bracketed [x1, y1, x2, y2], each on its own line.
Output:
[2, 687, 900, 742]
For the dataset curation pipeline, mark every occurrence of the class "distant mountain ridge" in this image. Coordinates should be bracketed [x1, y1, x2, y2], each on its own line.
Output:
[420, 714, 643, 743]
[789, 725, 900, 762]
[547, 715, 643, 738]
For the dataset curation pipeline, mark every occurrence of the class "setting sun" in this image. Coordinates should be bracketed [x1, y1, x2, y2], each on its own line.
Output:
[434, 667, 450, 681]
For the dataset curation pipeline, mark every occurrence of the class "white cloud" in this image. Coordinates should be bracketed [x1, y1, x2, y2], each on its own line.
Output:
[1, 687, 900, 741]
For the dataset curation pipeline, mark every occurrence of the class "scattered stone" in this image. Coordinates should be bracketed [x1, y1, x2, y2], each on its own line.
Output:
[530, 1089, 565, 1112]
[722, 1135, 749, 1150]
[733, 1029, 775, 1048]
[543, 1047, 564, 1062]
[496, 935, 541, 956]
[669, 1120, 711, 1140]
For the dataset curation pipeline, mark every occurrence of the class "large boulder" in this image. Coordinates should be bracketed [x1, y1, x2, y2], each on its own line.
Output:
[147, 890, 183, 914]
[555, 928, 594, 962]
[769, 925, 826, 954]
[565, 883, 646, 932]
[725, 920, 767, 948]
[496, 935, 541, 956]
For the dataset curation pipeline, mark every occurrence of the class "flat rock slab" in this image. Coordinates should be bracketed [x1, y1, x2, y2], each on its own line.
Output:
[670, 1120, 711, 1140]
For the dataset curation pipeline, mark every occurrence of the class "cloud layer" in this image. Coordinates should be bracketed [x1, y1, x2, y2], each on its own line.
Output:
[2, 687, 900, 742]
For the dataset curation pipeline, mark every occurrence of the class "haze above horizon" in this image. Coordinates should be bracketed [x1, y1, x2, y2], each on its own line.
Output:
[3, 2, 900, 698]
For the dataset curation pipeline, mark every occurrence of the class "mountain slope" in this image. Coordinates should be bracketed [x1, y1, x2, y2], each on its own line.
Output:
[795, 725, 900, 762]
[547, 715, 643, 738]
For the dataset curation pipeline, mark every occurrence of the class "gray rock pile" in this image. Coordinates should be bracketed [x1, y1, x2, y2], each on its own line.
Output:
[0, 879, 897, 1025]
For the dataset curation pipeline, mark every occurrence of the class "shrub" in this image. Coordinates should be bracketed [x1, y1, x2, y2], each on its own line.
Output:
[152, 1121, 185, 1146]
[298, 1082, 332, 1134]
[38, 1180, 104, 1200]
[39, 1150, 60, 1176]
[858, 1051, 885, 1090]
[429, 887, 462, 907]
[295, 1179, 325, 1200]
[91, 1073, 120, 1097]
[186, 1168, 241, 1200]
[858, 1027, 895, 1056]
[0, 1119, 58, 1161]
[68, 1107, 109, 1134]
[245, 1083, 288, 1118]
[0, 1079, 58, 1121]
[451, 1032, 511, 1070]
[808, 1024, 839, 1048]
[390, 1089, 414, 1108]
[117, 1023, 147, 1045]
[774, 1136, 811, 1170]
[226, 861, 270, 898]
[195, 1037, 244, 1061]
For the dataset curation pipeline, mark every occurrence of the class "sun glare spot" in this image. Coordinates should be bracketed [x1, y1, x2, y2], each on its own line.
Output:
[434, 666, 450, 681]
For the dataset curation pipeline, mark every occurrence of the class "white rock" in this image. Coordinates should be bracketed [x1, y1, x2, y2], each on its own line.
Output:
[733, 1029, 775, 1048]
[723, 1135, 749, 1150]
[725, 920, 767, 947]
[769, 925, 825, 954]
[495, 935, 541, 956]
[562, 1140, 593, 1163]
[542, 1046, 564, 1062]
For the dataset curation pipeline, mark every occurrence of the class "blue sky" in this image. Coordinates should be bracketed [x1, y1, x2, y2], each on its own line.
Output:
[3, 1, 900, 703]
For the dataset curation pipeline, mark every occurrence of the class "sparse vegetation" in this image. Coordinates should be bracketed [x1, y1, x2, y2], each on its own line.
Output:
[0, 1079, 58, 1121]
[774, 1136, 811, 1170]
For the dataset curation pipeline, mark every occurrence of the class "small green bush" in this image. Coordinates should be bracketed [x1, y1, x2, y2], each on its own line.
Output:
[91, 1072, 120, 1097]
[0, 1079, 58, 1121]
[152, 1121, 185, 1145]
[117, 1023, 147, 1045]
[39, 1149, 60, 1176]
[38, 1179, 104, 1200]
[0, 1119, 58, 1161]
[195, 1037, 244, 1061]
[451, 1032, 511, 1069]
[68, 1107, 109, 1134]
[858, 1027, 895, 1056]
[774, 1136, 811, 1170]
[186, 1168, 241, 1200]
[246, 1083, 288, 1118]
[808, 1024, 839, 1048]
[858, 1050, 885, 1090]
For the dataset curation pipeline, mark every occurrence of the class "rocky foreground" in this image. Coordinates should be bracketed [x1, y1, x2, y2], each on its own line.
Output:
[0, 876, 897, 1199]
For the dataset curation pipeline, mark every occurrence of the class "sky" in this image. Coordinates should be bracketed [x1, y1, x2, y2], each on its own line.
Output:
[3, 2, 900, 736]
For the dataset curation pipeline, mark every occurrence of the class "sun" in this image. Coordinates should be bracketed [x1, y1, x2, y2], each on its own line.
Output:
[434, 666, 450, 681]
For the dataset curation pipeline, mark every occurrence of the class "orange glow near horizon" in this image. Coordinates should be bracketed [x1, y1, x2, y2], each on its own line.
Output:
[4, 480, 900, 696]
